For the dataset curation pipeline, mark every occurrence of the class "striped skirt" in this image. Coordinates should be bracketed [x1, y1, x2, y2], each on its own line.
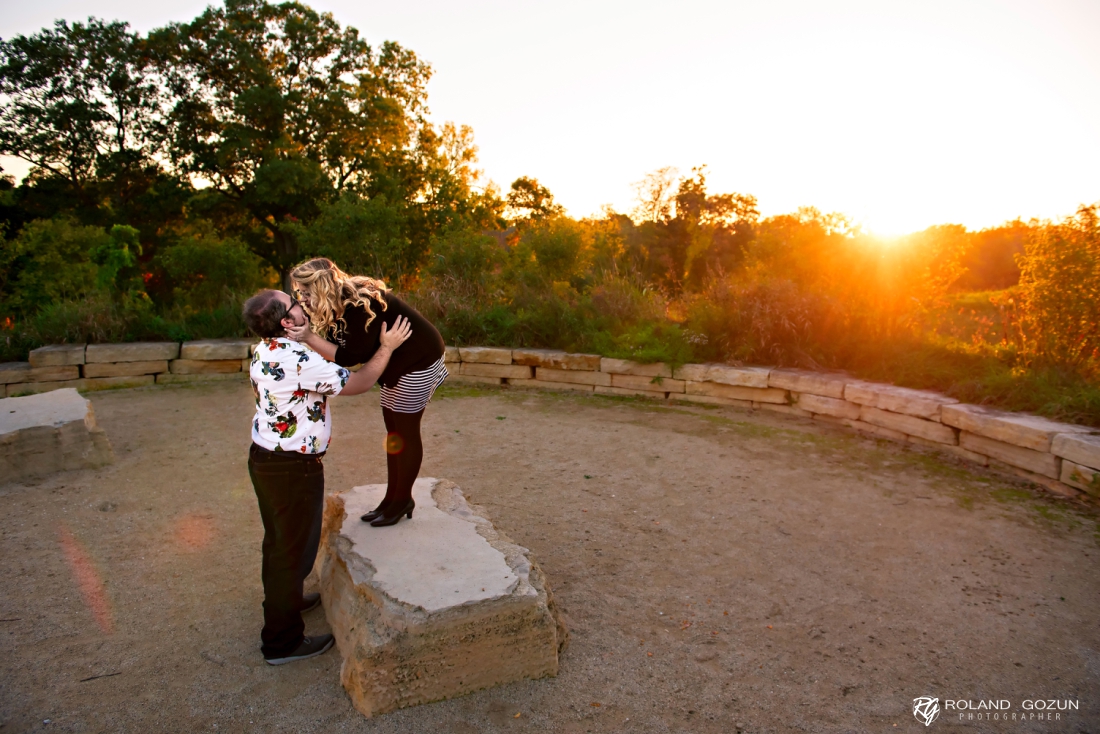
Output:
[378, 355, 448, 414]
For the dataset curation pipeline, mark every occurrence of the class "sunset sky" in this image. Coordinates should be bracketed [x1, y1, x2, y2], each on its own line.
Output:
[2, 0, 1098, 235]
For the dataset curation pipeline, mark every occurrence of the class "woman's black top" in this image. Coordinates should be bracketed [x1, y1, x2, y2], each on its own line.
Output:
[326, 292, 445, 388]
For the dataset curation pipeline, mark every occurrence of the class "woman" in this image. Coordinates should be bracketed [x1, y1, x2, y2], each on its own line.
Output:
[285, 258, 447, 527]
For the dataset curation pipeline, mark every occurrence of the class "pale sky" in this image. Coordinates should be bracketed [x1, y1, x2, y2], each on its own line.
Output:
[2, 0, 1098, 234]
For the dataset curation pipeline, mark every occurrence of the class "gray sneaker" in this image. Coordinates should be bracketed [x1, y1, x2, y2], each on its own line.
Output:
[264, 634, 334, 666]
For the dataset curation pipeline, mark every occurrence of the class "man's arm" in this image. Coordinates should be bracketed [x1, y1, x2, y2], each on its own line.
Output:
[338, 316, 412, 396]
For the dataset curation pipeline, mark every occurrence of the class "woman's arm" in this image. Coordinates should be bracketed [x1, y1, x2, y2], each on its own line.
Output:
[286, 327, 337, 361]
[339, 317, 412, 396]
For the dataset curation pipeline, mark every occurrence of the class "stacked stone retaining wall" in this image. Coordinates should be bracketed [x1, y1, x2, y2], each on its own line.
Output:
[3, 341, 1098, 500]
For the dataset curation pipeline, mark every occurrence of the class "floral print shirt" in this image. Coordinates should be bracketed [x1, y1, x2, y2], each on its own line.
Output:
[250, 337, 350, 454]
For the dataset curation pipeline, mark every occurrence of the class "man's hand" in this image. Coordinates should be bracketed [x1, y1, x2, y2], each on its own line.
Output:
[285, 322, 311, 342]
[380, 316, 413, 351]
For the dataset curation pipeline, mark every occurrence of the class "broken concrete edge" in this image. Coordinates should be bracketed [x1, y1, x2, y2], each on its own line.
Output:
[0, 389, 115, 484]
[323, 478, 567, 651]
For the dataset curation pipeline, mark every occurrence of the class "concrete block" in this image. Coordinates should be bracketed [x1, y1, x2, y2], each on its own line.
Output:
[319, 479, 565, 717]
[844, 382, 957, 420]
[599, 358, 671, 378]
[180, 338, 255, 360]
[686, 381, 788, 404]
[610, 374, 685, 394]
[7, 379, 85, 397]
[1060, 460, 1100, 496]
[460, 363, 533, 380]
[82, 360, 168, 378]
[81, 375, 156, 391]
[959, 432, 1061, 479]
[795, 393, 861, 420]
[507, 379, 594, 393]
[445, 374, 503, 387]
[85, 342, 179, 363]
[444, 346, 461, 362]
[169, 359, 242, 375]
[512, 349, 601, 370]
[28, 344, 86, 367]
[535, 367, 610, 386]
[0, 363, 31, 385]
[155, 372, 246, 385]
[670, 394, 754, 410]
[941, 404, 1091, 452]
[767, 369, 848, 399]
[594, 386, 667, 400]
[1050, 432, 1100, 470]
[859, 406, 958, 445]
[458, 346, 512, 365]
[0, 389, 113, 483]
[754, 402, 811, 418]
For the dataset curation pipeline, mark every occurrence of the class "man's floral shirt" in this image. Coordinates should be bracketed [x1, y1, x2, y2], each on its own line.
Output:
[250, 337, 350, 454]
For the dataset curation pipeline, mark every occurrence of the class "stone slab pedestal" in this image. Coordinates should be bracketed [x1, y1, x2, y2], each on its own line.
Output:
[319, 478, 567, 717]
[0, 388, 113, 483]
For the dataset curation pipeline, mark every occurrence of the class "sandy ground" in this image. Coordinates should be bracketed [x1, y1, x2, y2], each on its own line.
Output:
[1, 380, 1098, 734]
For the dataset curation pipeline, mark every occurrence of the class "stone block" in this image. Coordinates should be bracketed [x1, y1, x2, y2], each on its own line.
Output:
[0, 389, 113, 483]
[610, 374, 685, 394]
[859, 406, 958, 445]
[85, 342, 179, 363]
[445, 374, 503, 387]
[599, 358, 671, 378]
[28, 344, 86, 367]
[82, 360, 168, 378]
[180, 338, 255, 361]
[670, 394, 754, 410]
[816, 416, 907, 442]
[594, 386, 667, 400]
[535, 367, 610, 386]
[27, 366, 81, 383]
[169, 359, 242, 375]
[458, 346, 512, 365]
[767, 369, 848, 399]
[795, 393, 861, 420]
[1060, 460, 1100, 496]
[941, 404, 1091, 452]
[507, 379, 594, 393]
[843, 382, 957, 420]
[754, 402, 811, 418]
[319, 479, 565, 717]
[1050, 432, 1100, 470]
[686, 381, 787, 404]
[81, 375, 156, 391]
[677, 364, 771, 388]
[7, 379, 85, 397]
[444, 346, 461, 362]
[0, 363, 31, 385]
[512, 349, 601, 371]
[155, 372, 246, 385]
[959, 432, 1061, 479]
[460, 363, 533, 379]
[987, 460, 1079, 498]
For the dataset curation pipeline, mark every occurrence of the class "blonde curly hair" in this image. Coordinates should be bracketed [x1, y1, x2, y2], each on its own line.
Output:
[289, 258, 389, 337]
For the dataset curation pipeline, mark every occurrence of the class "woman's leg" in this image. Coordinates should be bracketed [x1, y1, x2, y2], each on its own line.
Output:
[381, 406, 425, 509]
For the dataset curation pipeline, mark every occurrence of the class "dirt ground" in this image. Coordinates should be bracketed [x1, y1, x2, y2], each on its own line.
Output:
[1, 380, 1098, 734]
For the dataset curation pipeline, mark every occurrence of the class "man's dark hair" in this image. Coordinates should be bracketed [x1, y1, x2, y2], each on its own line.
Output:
[243, 290, 287, 338]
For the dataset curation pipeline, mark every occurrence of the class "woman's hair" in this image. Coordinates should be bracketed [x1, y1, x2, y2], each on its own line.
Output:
[289, 258, 388, 336]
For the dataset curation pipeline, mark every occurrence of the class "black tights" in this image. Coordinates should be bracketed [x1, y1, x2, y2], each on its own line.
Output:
[379, 407, 425, 510]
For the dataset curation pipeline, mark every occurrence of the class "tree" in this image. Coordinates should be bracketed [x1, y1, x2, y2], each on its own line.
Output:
[505, 177, 563, 223]
[151, 0, 449, 288]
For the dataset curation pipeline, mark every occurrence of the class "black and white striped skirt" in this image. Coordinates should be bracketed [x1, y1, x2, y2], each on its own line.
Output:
[378, 355, 448, 414]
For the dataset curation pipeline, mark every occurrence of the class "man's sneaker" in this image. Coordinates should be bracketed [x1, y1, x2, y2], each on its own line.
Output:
[301, 592, 321, 613]
[264, 634, 334, 666]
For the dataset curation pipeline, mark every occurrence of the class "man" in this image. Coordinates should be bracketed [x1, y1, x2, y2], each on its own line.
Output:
[242, 289, 411, 665]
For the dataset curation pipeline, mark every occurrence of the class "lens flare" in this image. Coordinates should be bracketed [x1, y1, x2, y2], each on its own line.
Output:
[385, 432, 405, 455]
[58, 523, 113, 635]
[174, 513, 216, 551]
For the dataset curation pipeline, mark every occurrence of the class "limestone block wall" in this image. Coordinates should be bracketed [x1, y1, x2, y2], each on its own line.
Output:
[4, 341, 1098, 500]
[445, 347, 1100, 501]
